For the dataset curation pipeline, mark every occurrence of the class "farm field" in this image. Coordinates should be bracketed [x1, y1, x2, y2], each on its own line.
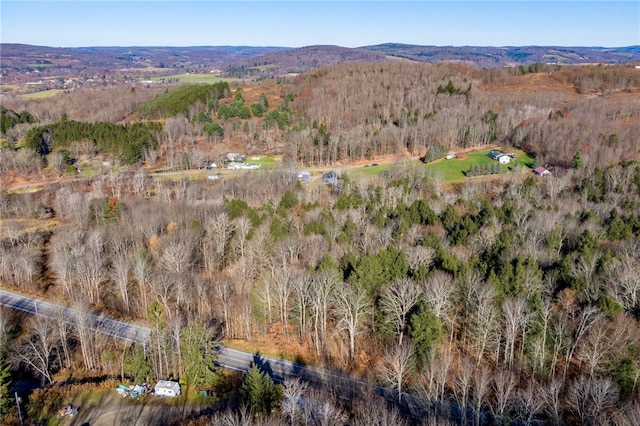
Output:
[22, 89, 64, 99]
[149, 74, 238, 84]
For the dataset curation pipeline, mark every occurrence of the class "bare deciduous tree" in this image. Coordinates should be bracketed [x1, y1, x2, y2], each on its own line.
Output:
[73, 230, 107, 304]
[564, 306, 602, 381]
[377, 340, 415, 403]
[542, 375, 565, 426]
[605, 241, 640, 312]
[516, 380, 545, 425]
[110, 240, 132, 313]
[352, 394, 410, 426]
[72, 302, 98, 370]
[453, 355, 475, 425]
[49, 226, 82, 298]
[131, 247, 153, 317]
[335, 283, 372, 363]
[567, 375, 619, 425]
[422, 270, 455, 320]
[501, 297, 529, 368]
[491, 368, 517, 420]
[380, 277, 422, 345]
[11, 314, 59, 385]
[309, 270, 337, 355]
[471, 363, 491, 426]
[281, 377, 308, 424]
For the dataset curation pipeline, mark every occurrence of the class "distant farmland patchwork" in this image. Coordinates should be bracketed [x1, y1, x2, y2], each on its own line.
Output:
[149, 74, 238, 84]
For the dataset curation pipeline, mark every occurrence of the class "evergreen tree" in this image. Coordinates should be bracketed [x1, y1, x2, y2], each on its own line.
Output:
[571, 151, 584, 169]
[180, 321, 219, 387]
[408, 303, 444, 369]
[240, 364, 281, 416]
[0, 350, 13, 416]
[124, 343, 153, 383]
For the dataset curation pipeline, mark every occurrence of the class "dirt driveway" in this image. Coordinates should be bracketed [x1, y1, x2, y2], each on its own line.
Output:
[63, 392, 212, 426]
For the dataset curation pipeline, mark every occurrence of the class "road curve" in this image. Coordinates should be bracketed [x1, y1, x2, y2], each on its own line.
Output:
[0, 289, 355, 383]
[1, 288, 428, 419]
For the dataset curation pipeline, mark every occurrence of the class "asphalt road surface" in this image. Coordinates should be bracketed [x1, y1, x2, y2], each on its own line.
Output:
[1, 288, 429, 420]
[0, 289, 151, 343]
[0, 289, 354, 384]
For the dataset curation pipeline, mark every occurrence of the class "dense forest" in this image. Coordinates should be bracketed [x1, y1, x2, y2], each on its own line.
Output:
[1, 61, 640, 425]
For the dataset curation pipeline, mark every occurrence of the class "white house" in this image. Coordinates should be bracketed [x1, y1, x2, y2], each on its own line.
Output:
[155, 380, 181, 397]
[498, 155, 511, 164]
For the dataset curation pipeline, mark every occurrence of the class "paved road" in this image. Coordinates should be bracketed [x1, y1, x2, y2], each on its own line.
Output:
[1, 288, 429, 419]
[0, 289, 356, 383]
[0, 289, 150, 343]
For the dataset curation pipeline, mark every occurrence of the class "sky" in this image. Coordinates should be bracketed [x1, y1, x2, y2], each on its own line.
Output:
[1, 1, 639, 48]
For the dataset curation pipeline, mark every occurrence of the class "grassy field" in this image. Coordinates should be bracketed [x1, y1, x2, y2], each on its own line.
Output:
[248, 64, 278, 71]
[424, 148, 533, 181]
[244, 155, 283, 169]
[346, 148, 534, 182]
[351, 162, 395, 177]
[22, 89, 64, 99]
[149, 74, 238, 84]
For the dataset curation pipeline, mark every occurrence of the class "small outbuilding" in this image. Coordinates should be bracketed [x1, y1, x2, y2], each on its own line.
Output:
[155, 380, 181, 397]
[533, 166, 552, 177]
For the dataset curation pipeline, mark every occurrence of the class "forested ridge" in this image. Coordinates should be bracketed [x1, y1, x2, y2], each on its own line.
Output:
[285, 62, 640, 169]
[1, 61, 640, 425]
[24, 120, 162, 164]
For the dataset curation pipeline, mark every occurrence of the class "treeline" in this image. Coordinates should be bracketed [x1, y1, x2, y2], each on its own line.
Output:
[466, 163, 502, 177]
[0, 106, 36, 135]
[137, 82, 231, 119]
[3, 158, 640, 424]
[24, 119, 162, 164]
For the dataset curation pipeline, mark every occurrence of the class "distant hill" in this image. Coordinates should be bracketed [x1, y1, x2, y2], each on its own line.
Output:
[0, 44, 291, 82]
[362, 43, 640, 68]
[1, 43, 638, 82]
[225, 45, 391, 76]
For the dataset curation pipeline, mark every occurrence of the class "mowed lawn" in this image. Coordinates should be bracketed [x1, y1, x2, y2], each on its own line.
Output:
[244, 155, 282, 169]
[348, 148, 534, 182]
[425, 148, 534, 181]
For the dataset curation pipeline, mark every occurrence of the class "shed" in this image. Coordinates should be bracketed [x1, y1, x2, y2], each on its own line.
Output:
[155, 380, 181, 397]
[533, 167, 551, 177]
[498, 155, 511, 164]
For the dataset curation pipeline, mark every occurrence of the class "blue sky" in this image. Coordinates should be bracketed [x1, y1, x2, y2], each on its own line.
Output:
[1, 1, 638, 48]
